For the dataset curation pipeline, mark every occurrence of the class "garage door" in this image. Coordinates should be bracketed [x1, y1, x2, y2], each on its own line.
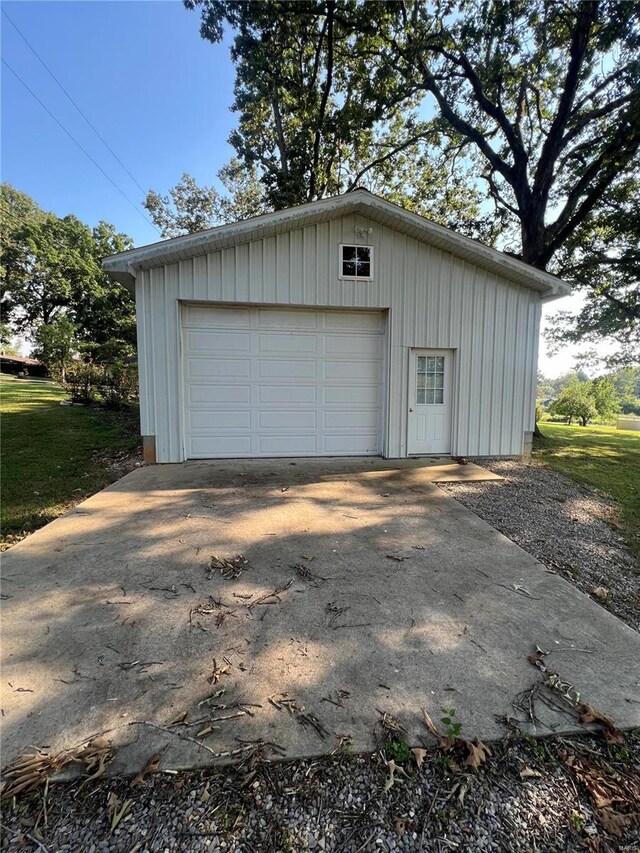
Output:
[182, 305, 385, 458]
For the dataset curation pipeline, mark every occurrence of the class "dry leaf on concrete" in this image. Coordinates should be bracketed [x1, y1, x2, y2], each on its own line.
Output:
[208, 658, 231, 684]
[209, 554, 249, 580]
[576, 703, 615, 728]
[131, 752, 162, 786]
[420, 708, 455, 751]
[167, 711, 189, 726]
[421, 708, 439, 737]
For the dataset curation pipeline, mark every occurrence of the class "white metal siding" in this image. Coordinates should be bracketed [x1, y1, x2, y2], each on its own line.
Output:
[135, 213, 541, 462]
[182, 305, 385, 458]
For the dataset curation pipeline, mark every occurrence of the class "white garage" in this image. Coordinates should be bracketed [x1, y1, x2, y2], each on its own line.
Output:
[182, 304, 385, 458]
[103, 189, 570, 464]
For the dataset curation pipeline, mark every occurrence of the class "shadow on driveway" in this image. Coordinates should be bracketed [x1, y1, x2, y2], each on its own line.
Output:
[2, 457, 639, 776]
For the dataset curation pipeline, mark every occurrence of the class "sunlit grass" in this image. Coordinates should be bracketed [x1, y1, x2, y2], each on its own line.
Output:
[1, 376, 140, 546]
[534, 422, 639, 557]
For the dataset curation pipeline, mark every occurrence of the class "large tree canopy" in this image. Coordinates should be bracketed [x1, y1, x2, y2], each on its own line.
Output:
[0, 184, 136, 362]
[155, 0, 482, 237]
[181, 0, 639, 359]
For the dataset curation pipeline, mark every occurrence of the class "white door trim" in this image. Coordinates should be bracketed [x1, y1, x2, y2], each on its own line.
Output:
[407, 348, 453, 455]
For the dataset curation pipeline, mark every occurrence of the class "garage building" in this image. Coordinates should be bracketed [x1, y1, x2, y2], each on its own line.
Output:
[103, 189, 569, 464]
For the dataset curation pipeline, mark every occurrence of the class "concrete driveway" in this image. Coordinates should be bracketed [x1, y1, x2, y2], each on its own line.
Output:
[2, 458, 639, 776]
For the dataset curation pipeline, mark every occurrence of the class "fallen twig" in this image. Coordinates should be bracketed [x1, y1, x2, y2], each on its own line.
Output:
[246, 579, 292, 611]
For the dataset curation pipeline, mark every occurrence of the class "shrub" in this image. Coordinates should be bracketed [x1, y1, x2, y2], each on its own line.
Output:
[64, 363, 104, 404]
[101, 363, 138, 409]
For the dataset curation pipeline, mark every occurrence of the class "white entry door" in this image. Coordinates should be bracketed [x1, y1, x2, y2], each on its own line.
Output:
[407, 349, 452, 455]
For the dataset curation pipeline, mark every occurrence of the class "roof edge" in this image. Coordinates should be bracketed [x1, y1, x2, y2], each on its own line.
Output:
[103, 189, 571, 299]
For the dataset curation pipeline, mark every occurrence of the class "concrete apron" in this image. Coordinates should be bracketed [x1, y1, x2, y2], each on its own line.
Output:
[1, 458, 639, 778]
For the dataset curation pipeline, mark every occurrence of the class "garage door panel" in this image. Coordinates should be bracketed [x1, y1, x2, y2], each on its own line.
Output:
[323, 410, 380, 429]
[259, 435, 318, 454]
[185, 306, 251, 327]
[188, 358, 251, 379]
[182, 306, 384, 458]
[188, 384, 251, 404]
[324, 334, 381, 356]
[258, 360, 317, 379]
[323, 434, 379, 453]
[188, 411, 251, 430]
[324, 385, 380, 405]
[258, 410, 317, 429]
[189, 435, 252, 456]
[186, 331, 251, 353]
[258, 333, 318, 354]
[258, 309, 317, 329]
[323, 360, 380, 381]
[259, 385, 317, 404]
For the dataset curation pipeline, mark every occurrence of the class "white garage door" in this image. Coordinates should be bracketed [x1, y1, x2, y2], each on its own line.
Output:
[182, 305, 386, 458]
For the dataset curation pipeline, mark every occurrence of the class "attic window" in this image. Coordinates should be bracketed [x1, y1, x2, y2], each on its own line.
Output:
[339, 244, 373, 280]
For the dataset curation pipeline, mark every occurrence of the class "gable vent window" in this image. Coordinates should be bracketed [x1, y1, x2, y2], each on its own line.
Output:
[339, 244, 373, 280]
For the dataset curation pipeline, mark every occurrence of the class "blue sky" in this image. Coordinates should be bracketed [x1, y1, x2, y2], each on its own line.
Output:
[1, 1, 585, 374]
[2, 0, 235, 247]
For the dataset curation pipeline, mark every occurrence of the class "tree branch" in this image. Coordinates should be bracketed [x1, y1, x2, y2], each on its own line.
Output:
[309, 0, 335, 200]
[532, 1, 598, 203]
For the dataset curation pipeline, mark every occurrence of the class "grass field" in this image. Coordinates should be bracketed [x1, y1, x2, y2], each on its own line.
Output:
[1, 377, 141, 548]
[534, 422, 640, 555]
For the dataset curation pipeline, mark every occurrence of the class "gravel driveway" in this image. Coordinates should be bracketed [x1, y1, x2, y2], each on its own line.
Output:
[2, 733, 639, 852]
[439, 460, 639, 631]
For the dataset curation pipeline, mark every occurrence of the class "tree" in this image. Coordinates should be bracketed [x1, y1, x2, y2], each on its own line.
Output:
[185, 2, 640, 351]
[591, 376, 621, 423]
[610, 367, 640, 412]
[377, 2, 640, 273]
[75, 221, 136, 363]
[0, 322, 19, 356]
[32, 315, 77, 381]
[1, 186, 136, 362]
[545, 173, 640, 365]
[548, 378, 597, 426]
[183, 0, 482, 230]
[144, 159, 269, 238]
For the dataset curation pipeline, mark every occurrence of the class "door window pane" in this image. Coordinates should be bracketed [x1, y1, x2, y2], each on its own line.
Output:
[416, 353, 445, 405]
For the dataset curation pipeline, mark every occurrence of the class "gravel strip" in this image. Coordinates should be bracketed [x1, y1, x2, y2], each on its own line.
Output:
[439, 460, 639, 631]
[2, 734, 639, 852]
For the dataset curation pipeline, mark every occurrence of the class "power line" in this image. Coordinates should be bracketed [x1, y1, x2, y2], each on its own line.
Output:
[2, 7, 148, 196]
[1, 58, 161, 235]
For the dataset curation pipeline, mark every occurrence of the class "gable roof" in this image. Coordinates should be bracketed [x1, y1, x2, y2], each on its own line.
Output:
[103, 188, 570, 300]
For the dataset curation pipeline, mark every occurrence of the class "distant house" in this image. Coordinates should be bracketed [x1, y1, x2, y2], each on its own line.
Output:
[103, 189, 570, 464]
[0, 354, 48, 377]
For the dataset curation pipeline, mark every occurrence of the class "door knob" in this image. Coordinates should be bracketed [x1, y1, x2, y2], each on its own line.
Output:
[409, 407, 414, 412]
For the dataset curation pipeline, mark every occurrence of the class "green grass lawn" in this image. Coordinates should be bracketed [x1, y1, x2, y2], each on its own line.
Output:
[533, 421, 640, 555]
[1, 376, 141, 547]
